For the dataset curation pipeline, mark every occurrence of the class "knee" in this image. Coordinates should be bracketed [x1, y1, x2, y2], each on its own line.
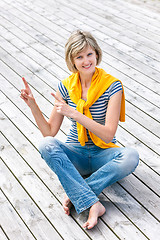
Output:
[124, 147, 139, 172]
[38, 136, 58, 159]
[38, 137, 64, 173]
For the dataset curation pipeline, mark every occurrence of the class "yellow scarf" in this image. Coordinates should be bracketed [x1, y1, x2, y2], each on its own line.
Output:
[62, 67, 125, 148]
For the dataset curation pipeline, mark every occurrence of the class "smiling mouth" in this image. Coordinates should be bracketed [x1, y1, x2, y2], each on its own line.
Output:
[83, 64, 92, 69]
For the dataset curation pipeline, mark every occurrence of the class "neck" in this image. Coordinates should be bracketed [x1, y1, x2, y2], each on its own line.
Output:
[79, 71, 95, 88]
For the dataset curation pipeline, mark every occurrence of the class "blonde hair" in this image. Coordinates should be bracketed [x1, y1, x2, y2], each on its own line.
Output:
[65, 30, 102, 73]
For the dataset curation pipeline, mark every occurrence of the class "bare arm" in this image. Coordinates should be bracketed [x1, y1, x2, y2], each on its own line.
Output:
[53, 90, 122, 143]
[20, 77, 64, 137]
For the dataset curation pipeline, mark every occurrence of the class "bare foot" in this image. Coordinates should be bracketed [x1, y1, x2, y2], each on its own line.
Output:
[82, 201, 106, 230]
[62, 194, 72, 216]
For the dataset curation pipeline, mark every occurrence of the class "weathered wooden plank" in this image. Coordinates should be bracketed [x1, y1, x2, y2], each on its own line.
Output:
[103, 184, 160, 240]
[87, 0, 160, 29]
[119, 0, 160, 13]
[0, 190, 35, 240]
[3, 0, 160, 85]
[120, 115, 160, 155]
[43, 2, 160, 51]
[68, 0, 160, 36]
[0, 18, 36, 46]
[104, 0, 160, 24]
[131, 161, 160, 197]
[1, 0, 158, 88]
[119, 174, 160, 220]
[0, 35, 66, 85]
[35, 0, 160, 35]
[46, 0, 160, 51]
[2, 6, 65, 46]
[116, 126, 160, 174]
[0, 158, 62, 240]
[123, 0, 160, 17]
[0, 227, 9, 240]
[125, 101, 160, 139]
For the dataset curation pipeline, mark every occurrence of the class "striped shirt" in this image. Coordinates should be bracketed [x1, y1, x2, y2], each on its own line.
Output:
[58, 80, 122, 145]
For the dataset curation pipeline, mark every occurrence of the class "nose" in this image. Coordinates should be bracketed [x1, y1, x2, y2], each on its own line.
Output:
[83, 56, 90, 65]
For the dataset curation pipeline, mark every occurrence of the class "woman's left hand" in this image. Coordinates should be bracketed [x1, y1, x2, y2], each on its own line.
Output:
[51, 93, 75, 118]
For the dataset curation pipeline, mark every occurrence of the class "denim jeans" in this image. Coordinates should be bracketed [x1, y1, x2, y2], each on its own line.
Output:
[39, 136, 139, 214]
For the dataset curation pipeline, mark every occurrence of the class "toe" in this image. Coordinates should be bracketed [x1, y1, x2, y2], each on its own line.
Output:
[87, 221, 96, 229]
[63, 206, 70, 215]
[82, 222, 89, 229]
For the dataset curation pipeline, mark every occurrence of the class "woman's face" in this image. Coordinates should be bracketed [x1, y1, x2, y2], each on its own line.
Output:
[73, 45, 97, 75]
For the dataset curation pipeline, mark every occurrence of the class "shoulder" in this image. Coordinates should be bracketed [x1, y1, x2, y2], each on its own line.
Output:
[98, 68, 123, 95]
[99, 81, 122, 100]
[62, 73, 78, 88]
[108, 81, 123, 98]
[58, 81, 68, 100]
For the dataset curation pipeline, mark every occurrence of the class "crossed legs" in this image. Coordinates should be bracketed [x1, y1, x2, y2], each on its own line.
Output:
[39, 136, 139, 229]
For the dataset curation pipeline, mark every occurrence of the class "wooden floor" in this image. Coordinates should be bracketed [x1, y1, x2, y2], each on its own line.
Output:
[0, 0, 160, 239]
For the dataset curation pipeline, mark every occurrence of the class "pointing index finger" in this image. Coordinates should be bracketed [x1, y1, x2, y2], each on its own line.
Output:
[51, 93, 64, 103]
[22, 77, 29, 89]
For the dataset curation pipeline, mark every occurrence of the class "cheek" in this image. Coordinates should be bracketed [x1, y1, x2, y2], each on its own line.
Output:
[74, 60, 81, 68]
[91, 57, 97, 66]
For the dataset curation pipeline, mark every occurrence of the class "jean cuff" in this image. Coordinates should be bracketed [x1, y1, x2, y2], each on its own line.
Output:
[76, 197, 99, 214]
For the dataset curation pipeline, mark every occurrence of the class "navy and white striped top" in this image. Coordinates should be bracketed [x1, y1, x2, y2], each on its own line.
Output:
[58, 80, 122, 145]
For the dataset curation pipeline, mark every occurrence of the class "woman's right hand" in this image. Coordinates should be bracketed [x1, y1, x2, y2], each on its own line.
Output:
[20, 77, 35, 108]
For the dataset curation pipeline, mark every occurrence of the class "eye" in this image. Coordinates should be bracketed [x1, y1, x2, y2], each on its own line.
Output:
[76, 55, 82, 59]
[88, 53, 93, 56]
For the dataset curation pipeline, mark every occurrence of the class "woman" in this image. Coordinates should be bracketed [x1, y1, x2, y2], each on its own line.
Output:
[21, 30, 139, 230]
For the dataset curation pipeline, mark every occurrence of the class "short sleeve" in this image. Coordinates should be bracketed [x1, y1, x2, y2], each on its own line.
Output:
[108, 81, 123, 99]
[58, 81, 68, 101]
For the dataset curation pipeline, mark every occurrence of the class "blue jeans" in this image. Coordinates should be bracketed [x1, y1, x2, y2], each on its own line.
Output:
[39, 136, 139, 214]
